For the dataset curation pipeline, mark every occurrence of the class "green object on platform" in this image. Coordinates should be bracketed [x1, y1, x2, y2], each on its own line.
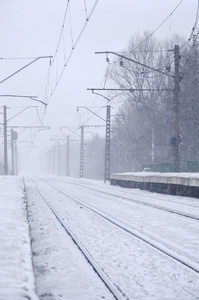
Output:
[142, 162, 174, 173]
[187, 160, 199, 172]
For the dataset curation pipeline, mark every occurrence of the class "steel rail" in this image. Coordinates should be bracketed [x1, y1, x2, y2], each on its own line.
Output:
[40, 178, 199, 275]
[45, 177, 199, 221]
[30, 178, 128, 300]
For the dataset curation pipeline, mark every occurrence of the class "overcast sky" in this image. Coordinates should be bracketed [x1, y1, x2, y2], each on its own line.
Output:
[0, 0, 198, 154]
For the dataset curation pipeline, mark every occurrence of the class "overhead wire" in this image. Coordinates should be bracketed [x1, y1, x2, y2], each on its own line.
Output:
[36, 107, 44, 126]
[0, 56, 45, 60]
[47, 0, 197, 138]
[51, 0, 70, 65]
[73, 59, 116, 130]
[103, 1, 185, 85]
[168, 8, 172, 50]
[86, 3, 185, 128]
[105, 0, 182, 75]
[42, 0, 182, 134]
[118, 0, 185, 77]
[78, 1, 181, 128]
[131, 0, 184, 52]
[84, 0, 89, 20]
[68, 2, 74, 50]
[76, 0, 199, 136]
[37, 57, 52, 100]
[34, 0, 101, 137]
[178, 0, 199, 67]
[0, 56, 51, 85]
[47, 0, 100, 104]
[34, 0, 70, 114]
[168, 0, 199, 62]
[188, 0, 199, 41]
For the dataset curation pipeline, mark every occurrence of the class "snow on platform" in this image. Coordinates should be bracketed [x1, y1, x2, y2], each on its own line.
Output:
[111, 172, 199, 186]
[110, 172, 199, 197]
[0, 176, 38, 300]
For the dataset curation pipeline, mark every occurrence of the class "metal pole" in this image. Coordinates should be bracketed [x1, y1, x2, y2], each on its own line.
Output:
[79, 126, 84, 178]
[152, 125, 154, 163]
[11, 129, 14, 175]
[173, 45, 181, 172]
[104, 105, 111, 182]
[14, 140, 18, 175]
[3, 105, 8, 175]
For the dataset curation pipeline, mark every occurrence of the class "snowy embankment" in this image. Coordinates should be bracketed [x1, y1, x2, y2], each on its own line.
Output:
[0, 176, 38, 300]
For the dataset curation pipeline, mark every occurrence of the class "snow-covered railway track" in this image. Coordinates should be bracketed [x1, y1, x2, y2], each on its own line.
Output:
[26, 177, 199, 299]
[38, 178, 199, 275]
[46, 177, 199, 221]
[30, 178, 127, 300]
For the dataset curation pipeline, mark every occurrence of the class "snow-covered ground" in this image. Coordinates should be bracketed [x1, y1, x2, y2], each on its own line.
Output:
[27, 176, 199, 300]
[1, 175, 199, 300]
[0, 176, 38, 300]
[26, 178, 115, 300]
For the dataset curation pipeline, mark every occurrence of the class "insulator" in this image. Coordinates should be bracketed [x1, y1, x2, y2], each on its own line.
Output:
[166, 65, 171, 72]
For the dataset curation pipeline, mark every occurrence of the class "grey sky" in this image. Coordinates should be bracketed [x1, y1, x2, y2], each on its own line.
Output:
[0, 0, 198, 152]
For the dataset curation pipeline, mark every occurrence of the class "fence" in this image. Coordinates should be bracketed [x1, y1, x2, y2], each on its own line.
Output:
[142, 160, 199, 173]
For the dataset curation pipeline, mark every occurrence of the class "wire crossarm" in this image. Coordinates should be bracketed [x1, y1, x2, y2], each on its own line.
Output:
[95, 51, 173, 78]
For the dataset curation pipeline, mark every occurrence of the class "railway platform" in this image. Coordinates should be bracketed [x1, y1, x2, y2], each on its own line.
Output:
[110, 172, 199, 198]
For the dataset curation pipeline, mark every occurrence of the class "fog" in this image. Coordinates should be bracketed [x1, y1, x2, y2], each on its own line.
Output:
[0, 0, 198, 178]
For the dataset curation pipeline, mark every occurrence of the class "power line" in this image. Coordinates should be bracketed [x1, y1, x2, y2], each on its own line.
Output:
[37, 1, 70, 106]
[84, 0, 89, 20]
[47, 0, 100, 103]
[0, 94, 37, 98]
[0, 56, 52, 85]
[0, 56, 47, 60]
[51, 0, 70, 65]
[96, 51, 173, 78]
[107, 0, 186, 76]
[189, 0, 199, 41]
[131, 0, 184, 52]
[68, 2, 74, 49]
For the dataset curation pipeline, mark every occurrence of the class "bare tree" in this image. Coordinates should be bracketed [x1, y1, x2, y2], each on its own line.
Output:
[109, 32, 174, 171]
